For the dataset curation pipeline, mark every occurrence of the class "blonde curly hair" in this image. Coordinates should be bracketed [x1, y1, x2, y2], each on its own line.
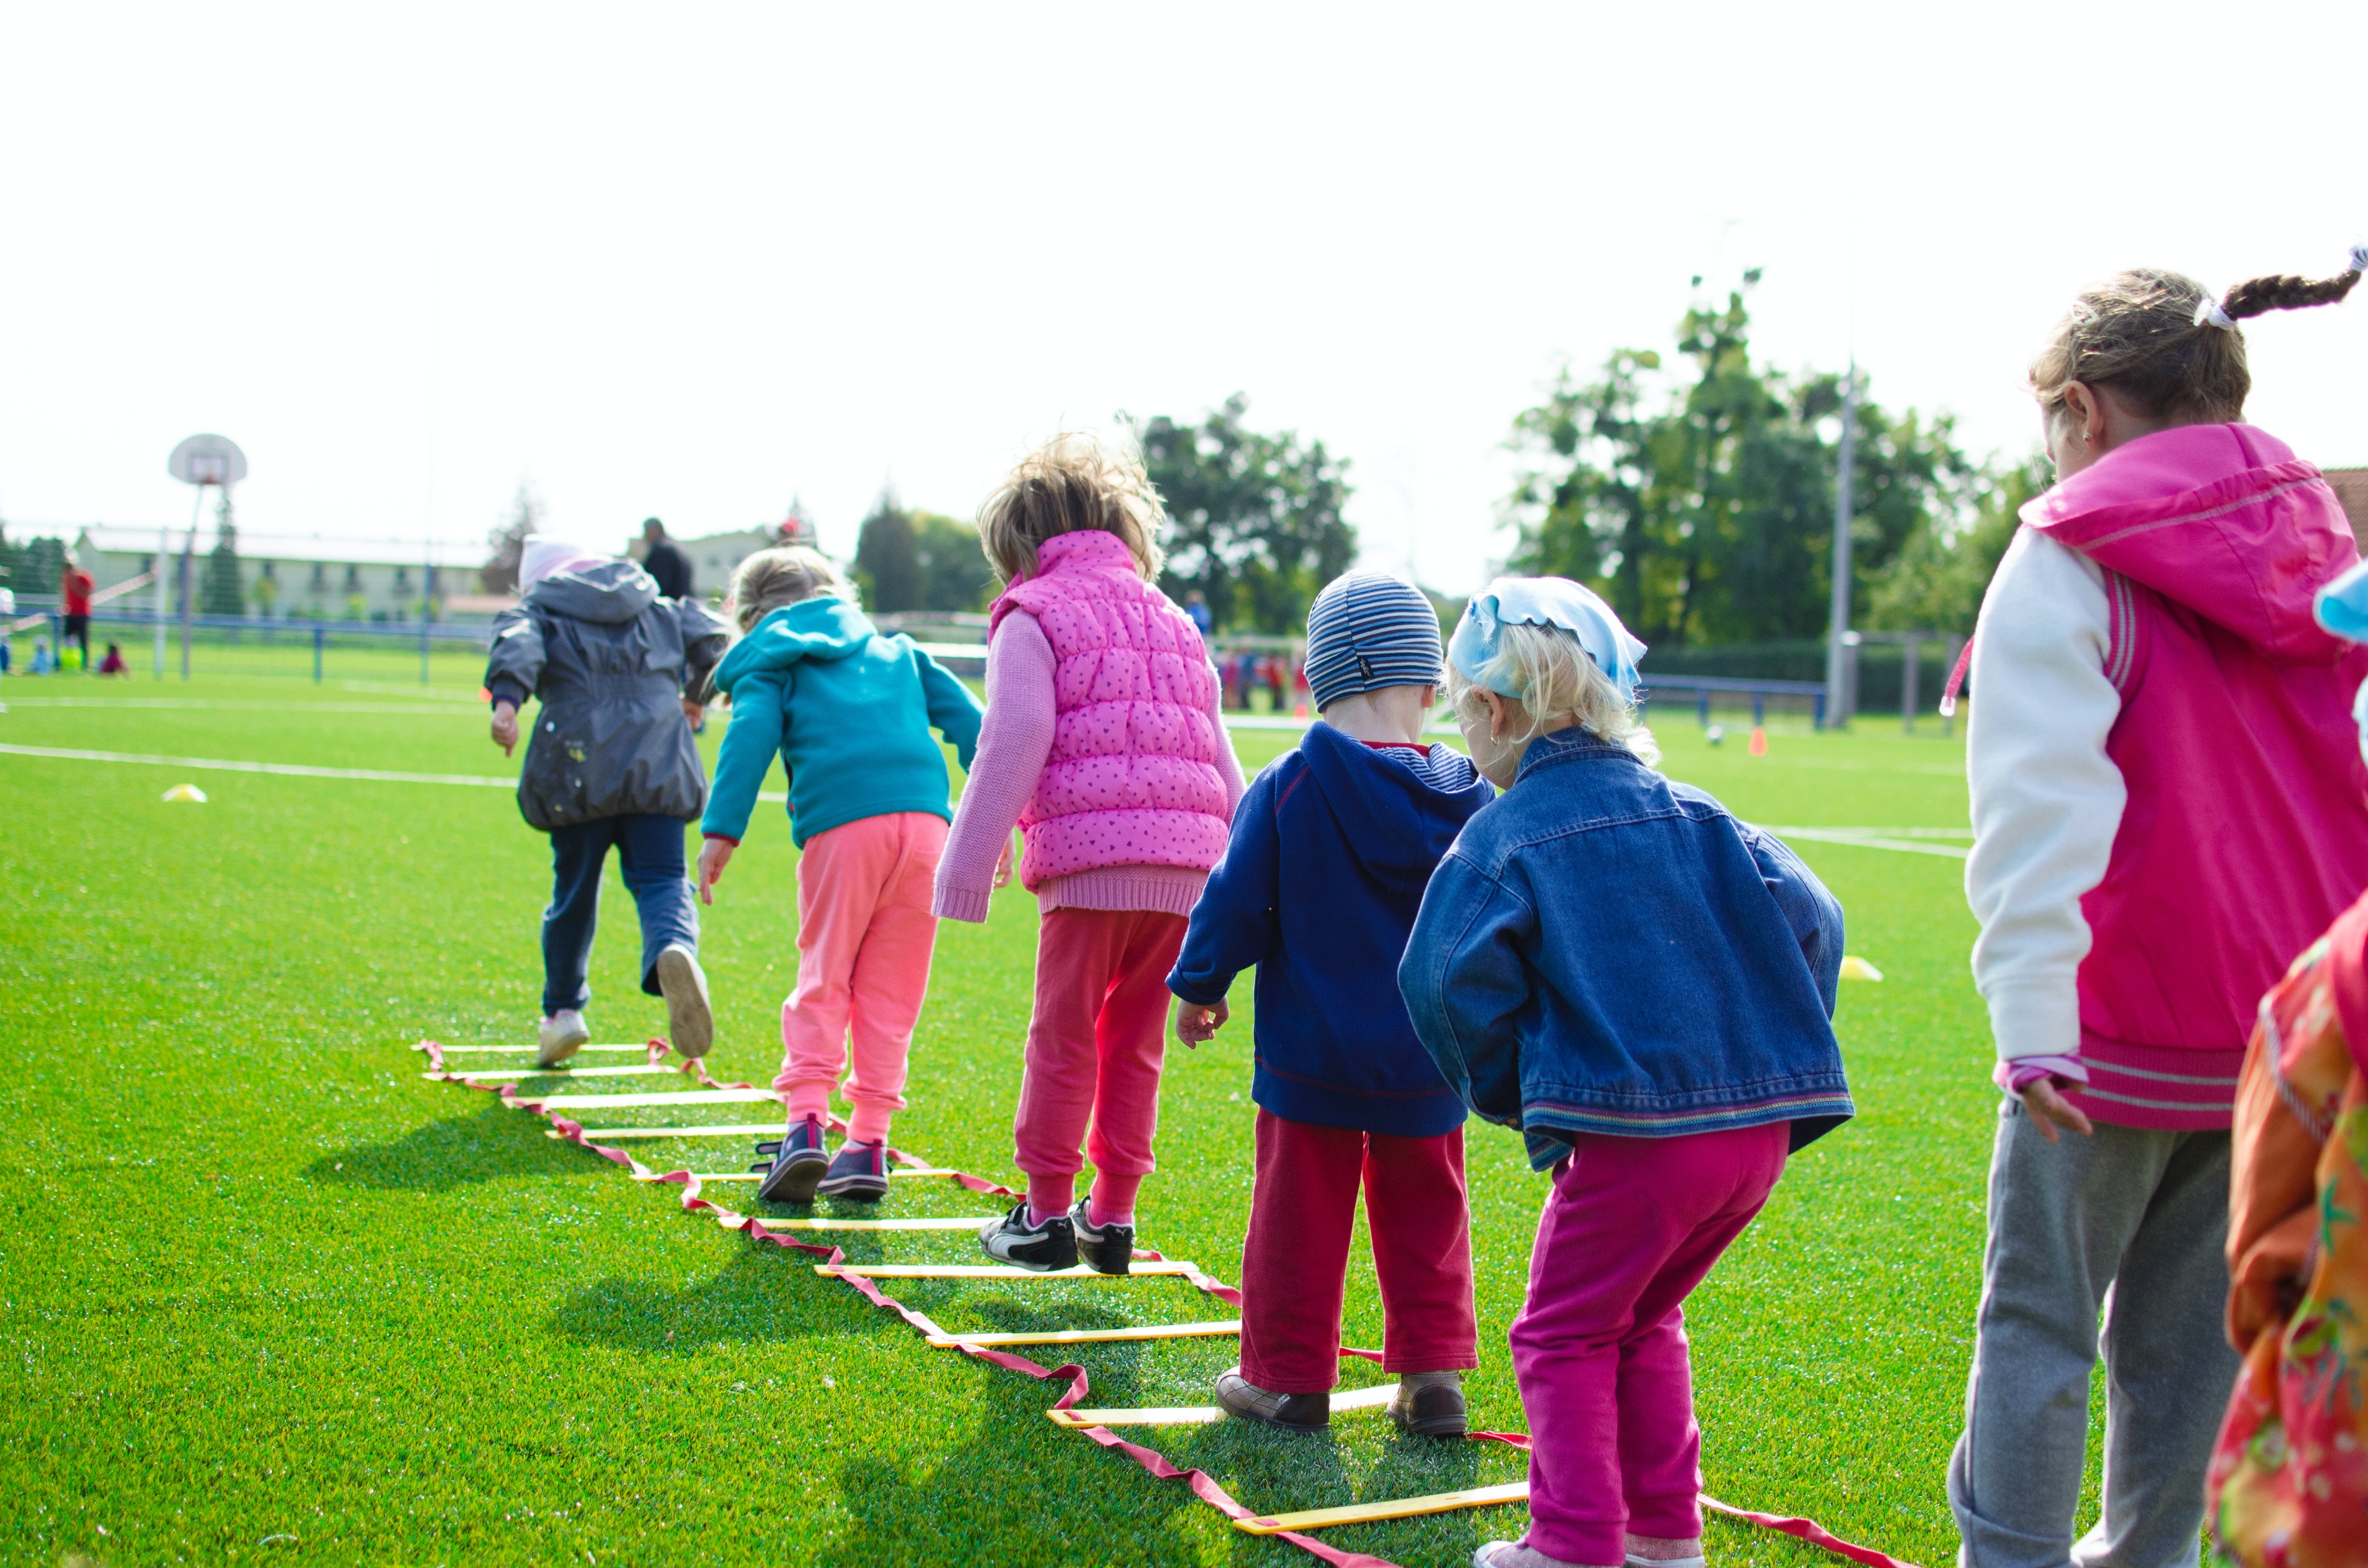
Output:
[975, 431, 1166, 584]
[1446, 620, 1658, 768]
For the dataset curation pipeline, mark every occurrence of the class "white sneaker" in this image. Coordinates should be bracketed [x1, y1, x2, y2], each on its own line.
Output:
[653, 944, 713, 1059]
[537, 1009, 590, 1068]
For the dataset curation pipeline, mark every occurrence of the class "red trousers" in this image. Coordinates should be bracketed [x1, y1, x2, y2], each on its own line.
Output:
[1240, 1109, 1479, 1393]
[1012, 907, 1187, 1188]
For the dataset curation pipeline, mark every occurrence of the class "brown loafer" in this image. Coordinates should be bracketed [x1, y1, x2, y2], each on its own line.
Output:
[1388, 1378, 1469, 1437]
[1214, 1370, 1330, 1432]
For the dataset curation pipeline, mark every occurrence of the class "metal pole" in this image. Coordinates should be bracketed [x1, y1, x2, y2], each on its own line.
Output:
[420, 552, 431, 684]
[313, 622, 324, 684]
[1901, 631, 1920, 736]
[179, 510, 198, 681]
[1822, 359, 1857, 729]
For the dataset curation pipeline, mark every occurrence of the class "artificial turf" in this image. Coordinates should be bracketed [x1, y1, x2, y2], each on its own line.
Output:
[2, 657, 2061, 1566]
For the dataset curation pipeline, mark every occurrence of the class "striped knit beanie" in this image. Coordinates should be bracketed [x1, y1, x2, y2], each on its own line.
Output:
[1302, 571, 1444, 711]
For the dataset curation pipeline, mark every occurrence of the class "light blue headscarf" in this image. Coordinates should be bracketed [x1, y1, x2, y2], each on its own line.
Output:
[2316, 557, 2368, 644]
[1448, 576, 1647, 703]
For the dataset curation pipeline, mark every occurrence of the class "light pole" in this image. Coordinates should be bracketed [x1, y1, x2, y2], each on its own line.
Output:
[167, 435, 248, 683]
[1822, 361, 1858, 728]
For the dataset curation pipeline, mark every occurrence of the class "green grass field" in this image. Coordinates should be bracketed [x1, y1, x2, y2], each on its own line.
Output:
[1, 658, 2028, 1567]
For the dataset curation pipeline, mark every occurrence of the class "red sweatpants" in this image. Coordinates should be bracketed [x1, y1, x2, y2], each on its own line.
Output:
[1240, 1109, 1479, 1393]
[1012, 907, 1187, 1197]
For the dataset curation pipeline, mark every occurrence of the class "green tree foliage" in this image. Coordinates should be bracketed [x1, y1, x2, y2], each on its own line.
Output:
[1138, 394, 1356, 633]
[1866, 451, 2051, 634]
[1509, 276, 2004, 646]
[856, 495, 994, 614]
[201, 501, 245, 618]
[0, 527, 67, 598]
[910, 510, 995, 612]
[855, 493, 921, 612]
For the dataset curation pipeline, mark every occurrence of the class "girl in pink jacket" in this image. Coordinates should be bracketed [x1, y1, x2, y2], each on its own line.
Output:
[1952, 253, 2368, 1568]
[936, 433, 1245, 1273]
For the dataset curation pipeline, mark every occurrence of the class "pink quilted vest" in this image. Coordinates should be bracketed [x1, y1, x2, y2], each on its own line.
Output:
[988, 530, 1231, 888]
[2026, 424, 2368, 1129]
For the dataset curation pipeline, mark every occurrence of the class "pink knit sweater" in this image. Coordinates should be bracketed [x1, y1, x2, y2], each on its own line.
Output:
[933, 610, 1246, 923]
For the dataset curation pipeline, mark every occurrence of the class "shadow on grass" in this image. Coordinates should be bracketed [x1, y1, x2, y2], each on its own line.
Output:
[302, 1102, 585, 1191]
[546, 1242, 880, 1355]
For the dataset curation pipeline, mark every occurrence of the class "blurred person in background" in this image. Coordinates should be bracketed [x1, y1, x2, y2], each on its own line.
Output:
[61, 551, 93, 669]
[640, 518, 693, 602]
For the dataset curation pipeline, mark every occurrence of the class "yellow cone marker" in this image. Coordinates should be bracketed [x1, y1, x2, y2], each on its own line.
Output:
[1839, 955, 1884, 981]
[161, 783, 208, 803]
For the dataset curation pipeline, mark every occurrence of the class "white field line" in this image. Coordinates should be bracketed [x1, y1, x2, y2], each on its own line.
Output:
[1, 699, 480, 715]
[1763, 825, 1972, 859]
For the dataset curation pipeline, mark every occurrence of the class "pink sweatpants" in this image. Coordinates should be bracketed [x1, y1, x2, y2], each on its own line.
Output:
[775, 812, 946, 1146]
[1012, 906, 1187, 1219]
[1512, 1123, 1789, 1567]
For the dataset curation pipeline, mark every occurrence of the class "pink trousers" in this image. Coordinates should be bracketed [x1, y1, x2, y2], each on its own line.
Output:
[1240, 1110, 1478, 1392]
[1512, 1123, 1788, 1566]
[1012, 907, 1187, 1216]
[775, 812, 946, 1146]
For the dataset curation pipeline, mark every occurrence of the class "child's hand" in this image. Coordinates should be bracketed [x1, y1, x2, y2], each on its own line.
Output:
[490, 700, 520, 756]
[993, 831, 1018, 890]
[2020, 1078, 2094, 1143]
[1175, 999, 1229, 1047]
[696, 837, 734, 905]
[681, 696, 706, 727]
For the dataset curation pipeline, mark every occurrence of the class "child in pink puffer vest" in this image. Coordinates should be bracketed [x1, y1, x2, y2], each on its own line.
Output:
[936, 432, 1245, 1273]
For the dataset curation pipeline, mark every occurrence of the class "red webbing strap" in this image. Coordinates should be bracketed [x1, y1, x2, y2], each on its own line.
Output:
[413, 1040, 1918, 1568]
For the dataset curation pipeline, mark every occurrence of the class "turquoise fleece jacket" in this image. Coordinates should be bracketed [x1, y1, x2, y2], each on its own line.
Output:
[702, 598, 984, 849]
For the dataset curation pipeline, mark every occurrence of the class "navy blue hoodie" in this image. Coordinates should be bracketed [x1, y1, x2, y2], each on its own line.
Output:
[1168, 722, 1494, 1137]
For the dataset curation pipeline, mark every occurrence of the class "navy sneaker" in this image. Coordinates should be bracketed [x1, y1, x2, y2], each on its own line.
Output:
[754, 1116, 828, 1204]
[978, 1201, 1077, 1271]
[818, 1139, 889, 1201]
[1069, 1199, 1133, 1275]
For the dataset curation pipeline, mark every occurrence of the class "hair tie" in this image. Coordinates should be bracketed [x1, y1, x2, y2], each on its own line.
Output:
[2350, 243, 2368, 275]
[2192, 294, 2236, 331]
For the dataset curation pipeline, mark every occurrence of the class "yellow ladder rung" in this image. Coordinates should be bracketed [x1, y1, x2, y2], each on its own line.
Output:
[1049, 1384, 1397, 1428]
[1232, 1481, 1531, 1534]
[924, 1319, 1240, 1348]
[815, 1261, 1196, 1279]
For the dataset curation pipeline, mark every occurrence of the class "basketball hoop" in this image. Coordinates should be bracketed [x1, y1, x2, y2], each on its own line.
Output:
[168, 434, 248, 487]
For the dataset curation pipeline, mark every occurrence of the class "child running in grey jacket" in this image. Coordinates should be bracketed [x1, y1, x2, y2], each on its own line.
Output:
[486, 533, 730, 1068]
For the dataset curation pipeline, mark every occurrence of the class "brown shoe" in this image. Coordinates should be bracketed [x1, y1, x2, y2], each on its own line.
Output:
[1388, 1374, 1468, 1437]
[1214, 1370, 1330, 1432]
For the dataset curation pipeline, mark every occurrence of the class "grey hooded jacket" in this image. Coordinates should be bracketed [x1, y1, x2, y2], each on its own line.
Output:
[483, 561, 730, 831]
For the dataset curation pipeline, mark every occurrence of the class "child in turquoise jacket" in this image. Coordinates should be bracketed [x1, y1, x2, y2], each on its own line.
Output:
[696, 547, 984, 1202]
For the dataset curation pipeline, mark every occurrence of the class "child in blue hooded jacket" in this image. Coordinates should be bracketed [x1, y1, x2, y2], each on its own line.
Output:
[695, 547, 984, 1203]
[1169, 572, 1494, 1438]
[1403, 578, 1850, 1568]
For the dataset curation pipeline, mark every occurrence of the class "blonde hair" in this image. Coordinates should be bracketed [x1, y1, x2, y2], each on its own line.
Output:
[728, 546, 853, 631]
[2030, 261, 2362, 426]
[1446, 620, 1659, 768]
[975, 431, 1167, 584]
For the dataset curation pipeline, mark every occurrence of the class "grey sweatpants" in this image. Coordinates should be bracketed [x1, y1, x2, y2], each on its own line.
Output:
[1947, 1099, 2236, 1568]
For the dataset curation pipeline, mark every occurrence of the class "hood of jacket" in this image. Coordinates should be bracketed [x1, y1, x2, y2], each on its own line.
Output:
[712, 597, 877, 694]
[1297, 722, 1492, 896]
[523, 559, 659, 625]
[2023, 423, 2358, 665]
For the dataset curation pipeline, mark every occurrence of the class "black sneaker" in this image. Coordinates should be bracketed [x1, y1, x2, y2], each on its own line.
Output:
[1068, 1199, 1133, 1275]
[754, 1116, 828, 1204]
[1214, 1369, 1330, 1432]
[818, 1140, 889, 1201]
[977, 1201, 1077, 1271]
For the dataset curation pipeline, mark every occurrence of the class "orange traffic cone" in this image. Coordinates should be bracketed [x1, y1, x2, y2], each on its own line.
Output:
[1748, 727, 1768, 756]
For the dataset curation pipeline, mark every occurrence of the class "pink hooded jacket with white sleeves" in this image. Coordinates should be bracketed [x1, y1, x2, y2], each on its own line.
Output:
[1966, 422, 2368, 1129]
[933, 530, 1243, 924]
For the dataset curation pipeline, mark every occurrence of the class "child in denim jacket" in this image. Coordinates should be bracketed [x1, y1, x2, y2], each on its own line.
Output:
[1400, 578, 1850, 1568]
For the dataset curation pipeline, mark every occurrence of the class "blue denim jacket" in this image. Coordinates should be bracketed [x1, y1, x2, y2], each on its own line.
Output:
[1399, 730, 1851, 1168]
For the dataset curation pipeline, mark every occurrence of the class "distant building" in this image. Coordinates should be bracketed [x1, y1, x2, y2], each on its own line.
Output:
[71, 526, 490, 623]
[625, 509, 827, 600]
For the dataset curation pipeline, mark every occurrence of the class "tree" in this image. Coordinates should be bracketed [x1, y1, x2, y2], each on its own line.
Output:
[1508, 275, 1985, 646]
[201, 495, 245, 617]
[482, 480, 546, 595]
[855, 491, 922, 612]
[1866, 451, 2050, 634]
[1137, 395, 1356, 634]
[911, 511, 995, 612]
[0, 526, 67, 599]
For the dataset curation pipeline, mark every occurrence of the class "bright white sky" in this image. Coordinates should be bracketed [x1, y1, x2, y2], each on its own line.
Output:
[4, 3, 2365, 594]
